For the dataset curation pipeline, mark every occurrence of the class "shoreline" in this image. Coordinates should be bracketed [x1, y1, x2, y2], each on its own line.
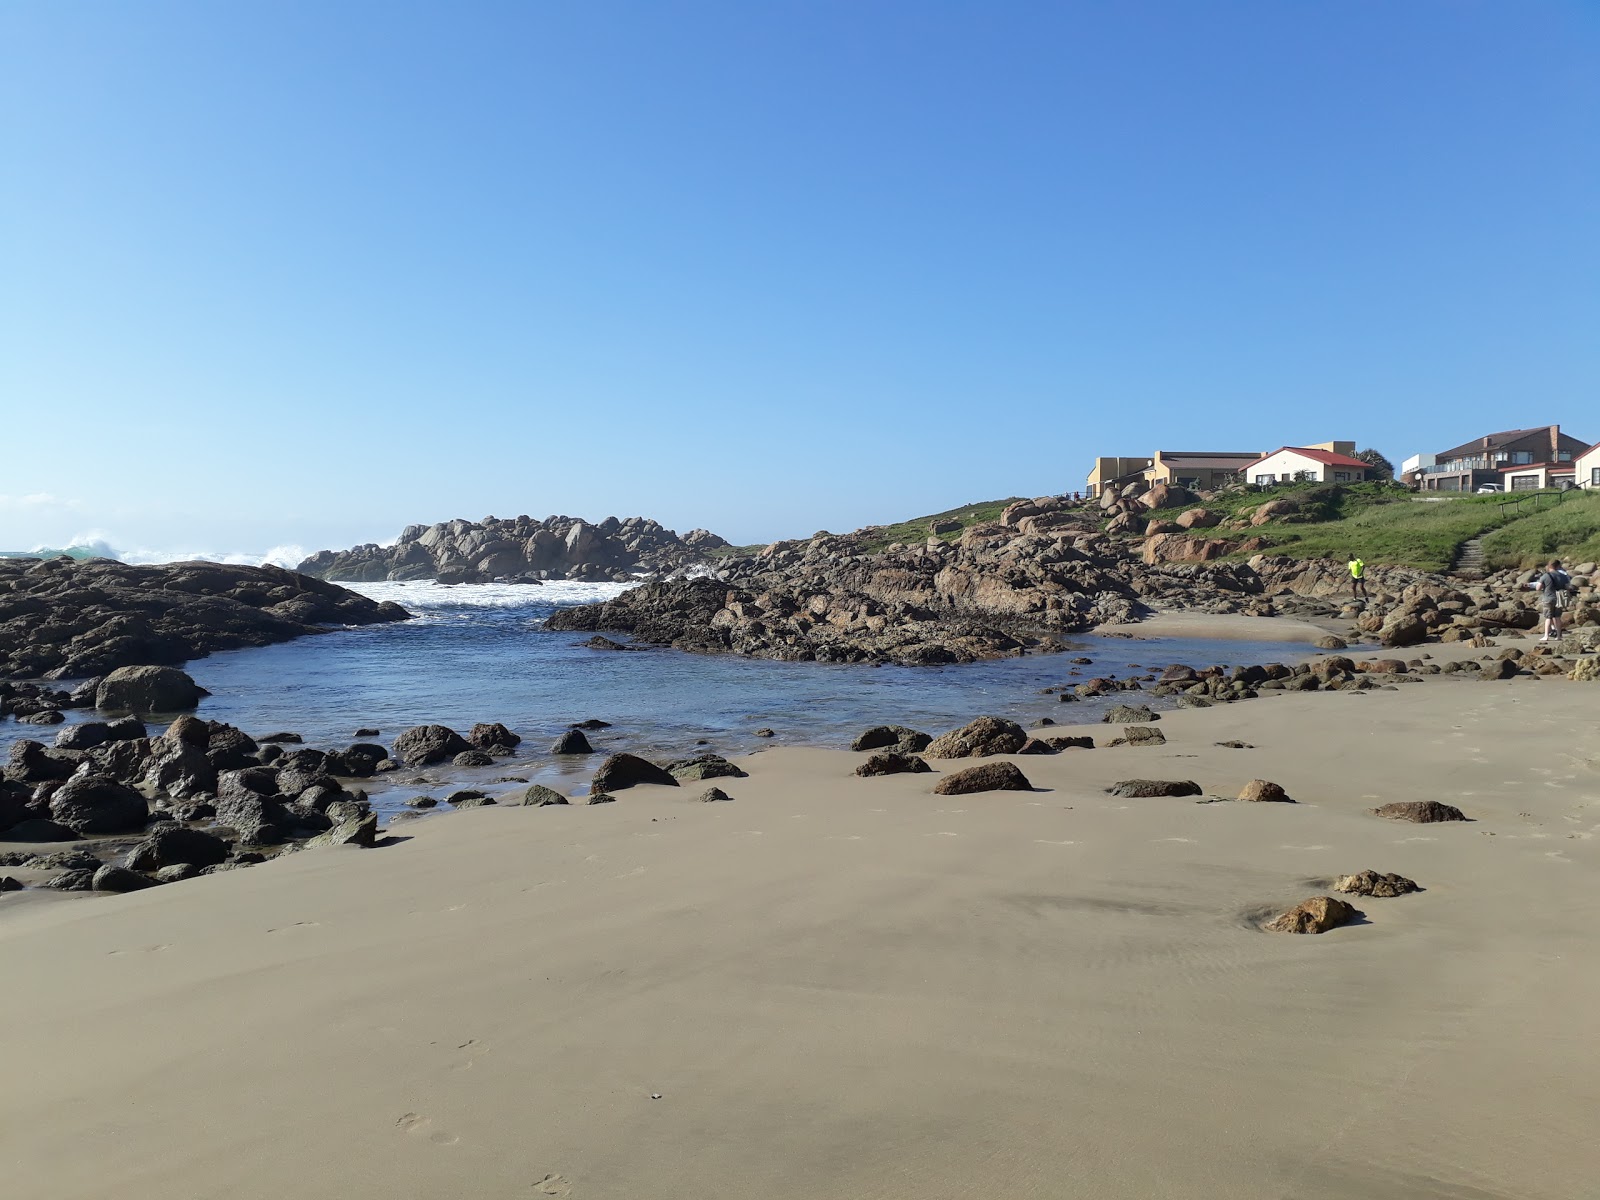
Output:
[1, 674, 1596, 1198]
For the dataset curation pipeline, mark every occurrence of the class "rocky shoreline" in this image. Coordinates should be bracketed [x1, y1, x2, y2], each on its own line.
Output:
[296, 513, 729, 584]
[0, 558, 411, 682]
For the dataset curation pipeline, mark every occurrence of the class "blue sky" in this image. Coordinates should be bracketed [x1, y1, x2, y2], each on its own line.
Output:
[3, 1, 1596, 560]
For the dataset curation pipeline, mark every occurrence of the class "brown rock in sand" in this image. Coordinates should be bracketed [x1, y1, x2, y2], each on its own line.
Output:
[931, 762, 1032, 795]
[1107, 779, 1201, 798]
[1334, 870, 1420, 898]
[1265, 896, 1359, 934]
[1237, 779, 1292, 803]
[854, 752, 931, 777]
[1373, 800, 1467, 823]
[924, 716, 1027, 759]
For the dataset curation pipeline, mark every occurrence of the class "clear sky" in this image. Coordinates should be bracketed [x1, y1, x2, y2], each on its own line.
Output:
[3, 1, 1596, 561]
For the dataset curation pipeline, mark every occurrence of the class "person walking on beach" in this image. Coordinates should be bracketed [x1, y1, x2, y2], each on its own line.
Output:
[1533, 559, 1572, 643]
[1347, 554, 1368, 600]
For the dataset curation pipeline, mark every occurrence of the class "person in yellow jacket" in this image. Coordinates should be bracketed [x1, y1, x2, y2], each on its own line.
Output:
[1347, 554, 1368, 599]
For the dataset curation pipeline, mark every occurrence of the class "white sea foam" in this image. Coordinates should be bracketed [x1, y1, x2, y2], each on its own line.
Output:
[344, 579, 634, 611]
[30, 533, 312, 569]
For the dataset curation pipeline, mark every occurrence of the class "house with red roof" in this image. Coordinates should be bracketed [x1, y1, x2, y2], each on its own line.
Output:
[1242, 442, 1374, 486]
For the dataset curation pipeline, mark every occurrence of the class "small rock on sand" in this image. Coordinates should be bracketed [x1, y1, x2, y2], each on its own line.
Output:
[1373, 800, 1467, 823]
[1106, 779, 1202, 798]
[931, 762, 1032, 795]
[1265, 896, 1359, 934]
[1102, 704, 1158, 724]
[1237, 779, 1292, 803]
[854, 752, 931, 777]
[1334, 870, 1420, 898]
[698, 787, 733, 803]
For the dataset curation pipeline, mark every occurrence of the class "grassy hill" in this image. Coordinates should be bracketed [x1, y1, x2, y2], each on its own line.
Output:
[707, 497, 1025, 559]
[1146, 481, 1600, 573]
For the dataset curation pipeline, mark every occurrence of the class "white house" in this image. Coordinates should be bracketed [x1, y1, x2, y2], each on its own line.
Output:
[1242, 445, 1374, 486]
[1400, 452, 1435, 477]
[1576, 440, 1600, 490]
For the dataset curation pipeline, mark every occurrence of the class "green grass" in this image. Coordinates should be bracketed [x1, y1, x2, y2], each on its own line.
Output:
[1142, 481, 1565, 572]
[1478, 491, 1600, 569]
[850, 497, 1025, 554]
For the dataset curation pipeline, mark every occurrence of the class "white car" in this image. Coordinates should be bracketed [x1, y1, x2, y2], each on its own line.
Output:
[1474, 484, 1502, 493]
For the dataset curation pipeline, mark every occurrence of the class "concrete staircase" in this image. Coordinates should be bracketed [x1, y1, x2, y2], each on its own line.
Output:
[1452, 536, 1486, 577]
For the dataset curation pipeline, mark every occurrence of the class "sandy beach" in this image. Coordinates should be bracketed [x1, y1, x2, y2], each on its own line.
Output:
[3, 669, 1597, 1200]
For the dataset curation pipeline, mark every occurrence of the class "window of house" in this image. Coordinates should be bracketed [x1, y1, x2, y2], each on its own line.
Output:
[1253, 474, 1275, 485]
[1333, 472, 1350, 482]
[1438, 477, 1460, 491]
[1512, 451, 1534, 464]
[1591, 467, 1600, 486]
[1557, 451, 1572, 461]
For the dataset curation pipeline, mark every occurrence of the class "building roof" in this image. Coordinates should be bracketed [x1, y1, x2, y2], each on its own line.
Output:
[1245, 446, 1371, 471]
[1499, 461, 1576, 474]
[1150, 451, 1263, 470]
[1433, 425, 1576, 462]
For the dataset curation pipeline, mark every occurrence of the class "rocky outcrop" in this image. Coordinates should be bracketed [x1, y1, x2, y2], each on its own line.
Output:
[855, 752, 932, 777]
[925, 717, 1028, 759]
[96, 666, 207, 714]
[0, 558, 410, 681]
[1333, 870, 1419, 898]
[296, 515, 729, 584]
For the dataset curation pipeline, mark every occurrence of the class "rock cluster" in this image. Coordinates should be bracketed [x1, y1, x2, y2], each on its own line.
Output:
[297, 514, 729, 584]
[0, 558, 410, 681]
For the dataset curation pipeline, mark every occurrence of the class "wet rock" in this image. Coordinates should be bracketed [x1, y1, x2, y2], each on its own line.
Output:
[257, 732, 303, 744]
[1111, 726, 1166, 747]
[214, 795, 295, 845]
[18, 709, 65, 725]
[6, 739, 73, 783]
[753, 728, 776, 738]
[95, 665, 206, 714]
[154, 864, 200, 883]
[1016, 737, 1058, 754]
[392, 725, 471, 766]
[452, 749, 496, 768]
[46, 869, 97, 891]
[323, 799, 370, 825]
[667, 753, 746, 781]
[1, 818, 79, 842]
[54, 721, 116, 750]
[552, 729, 594, 755]
[1334, 870, 1420, 898]
[305, 813, 378, 848]
[445, 789, 494, 806]
[584, 790, 617, 805]
[125, 826, 230, 872]
[469, 722, 521, 751]
[931, 762, 1033, 795]
[698, 787, 734, 803]
[925, 716, 1027, 759]
[48, 775, 149, 834]
[354, 727, 381, 737]
[1264, 896, 1359, 934]
[0, 875, 22, 892]
[1313, 634, 1348, 650]
[24, 848, 101, 870]
[404, 796, 438, 808]
[572, 719, 612, 730]
[1106, 779, 1202, 798]
[1102, 704, 1157, 724]
[854, 752, 932, 777]
[592, 753, 678, 791]
[850, 725, 933, 754]
[1215, 740, 1254, 749]
[1238, 779, 1292, 803]
[92, 865, 158, 893]
[1373, 800, 1467, 823]
[512, 784, 568, 806]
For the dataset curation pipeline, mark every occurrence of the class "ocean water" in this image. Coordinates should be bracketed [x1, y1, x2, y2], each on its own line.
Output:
[6, 581, 1303, 813]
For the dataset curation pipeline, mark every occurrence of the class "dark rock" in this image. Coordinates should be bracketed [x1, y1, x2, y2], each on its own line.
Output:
[392, 725, 471, 766]
[125, 826, 230, 872]
[6, 739, 73, 783]
[855, 752, 932, 777]
[257, 732, 303, 743]
[1112, 726, 1166, 747]
[204, 724, 259, 770]
[666, 753, 746, 781]
[512, 784, 568, 806]
[46, 869, 97, 891]
[154, 864, 200, 883]
[18, 709, 64, 725]
[1, 818, 79, 842]
[582, 635, 639, 651]
[1016, 737, 1057, 754]
[92, 864, 158, 892]
[699, 787, 734, 803]
[1102, 704, 1157, 724]
[925, 716, 1027, 759]
[445, 789, 493, 805]
[1264, 896, 1359, 934]
[0, 875, 22, 891]
[1373, 800, 1468, 823]
[48, 775, 149, 834]
[213, 795, 295, 844]
[552, 729, 594, 755]
[95, 665, 207, 713]
[217, 766, 280, 801]
[54, 721, 115, 750]
[452, 749, 496, 768]
[850, 725, 933, 754]
[571, 719, 612, 730]
[1045, 736, 1095, 750]
[1106, 779, 1202, 798]
[592, 753, 678, 791]
[323, 799, 370, 824]
[753, 728, 776, 738]
[354, 727, 380, 737]
[931, 762, 1033, 795]
[584, 790, 617, 805]
[24, 849, 101, 870]
[1334, 870, 1420, 898]
[404, 796, 438, 808]
[469, 722, 521, 750]
[1215, 740, 1254, 749]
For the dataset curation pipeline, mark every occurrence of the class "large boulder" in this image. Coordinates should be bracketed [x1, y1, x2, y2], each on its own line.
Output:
[1102, 704, 1157, 724]
[469, 722, 521, 751]
[392, 725, 471, 766]
[850, 725, 932, 754]
[49, 776, 149, 834]
[666, 753, 746, 782]
[1238, 779, 1292, 803]
[552, 729, 594, 755]
[213, 795, 295, 844]
[142, 738, 218, 800]
[1264, 896, 1359, 934]
[0, 780, 35, 833]
[924, 716, 1027, 759]
[591, 753, 678, 791]
[125, 826, 230, 872]
[92, 865, 159, 893]
[6, 739, 73, 783]
[931, 762, 1032, 795]
[511, 784, 569, 807]
[305, 813, 378, 849]
[95, 666, 206, 714]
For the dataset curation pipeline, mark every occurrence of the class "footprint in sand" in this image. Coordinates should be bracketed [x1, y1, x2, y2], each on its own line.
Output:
[452, 1039, 490, 1071]
[395, 1113, 459, 1145]
[1033, 839, 1077, 846]
[108, 943, 172, 955]
[533, 1174, 572, 1196]
[265, 921, 320, 934]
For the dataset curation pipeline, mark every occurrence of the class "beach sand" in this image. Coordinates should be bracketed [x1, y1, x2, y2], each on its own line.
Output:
[2, 677, 1597, 1199]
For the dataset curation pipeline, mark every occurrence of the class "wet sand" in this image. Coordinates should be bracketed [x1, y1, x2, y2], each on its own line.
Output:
[1, 676, 1597, 1199]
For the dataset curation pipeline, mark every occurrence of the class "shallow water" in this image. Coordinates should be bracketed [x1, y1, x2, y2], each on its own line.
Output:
[6, 581, 1303, 812]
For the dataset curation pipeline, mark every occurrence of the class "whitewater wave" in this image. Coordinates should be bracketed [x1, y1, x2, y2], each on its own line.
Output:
[345, 579, 634, 611]
[24, 534, 311, 570]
